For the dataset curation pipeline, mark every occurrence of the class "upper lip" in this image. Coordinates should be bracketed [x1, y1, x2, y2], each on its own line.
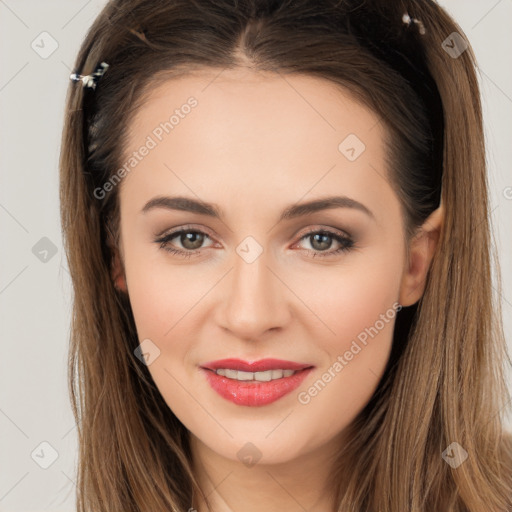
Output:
[200, 358, 314, 372]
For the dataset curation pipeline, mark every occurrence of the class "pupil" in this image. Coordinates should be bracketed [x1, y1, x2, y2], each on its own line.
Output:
[311, 233, 331, 251]
[182, 232, 203, 250]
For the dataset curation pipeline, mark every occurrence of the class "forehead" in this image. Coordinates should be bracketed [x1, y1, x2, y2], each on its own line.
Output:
[130, 67, 379, 139]
[120, 67, 395, 222]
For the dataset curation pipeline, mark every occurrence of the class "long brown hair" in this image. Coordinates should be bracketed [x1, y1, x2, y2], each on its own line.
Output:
[59, 0, 512, 510]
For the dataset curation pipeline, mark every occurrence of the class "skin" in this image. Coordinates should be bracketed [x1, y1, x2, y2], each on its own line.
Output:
[111, 67, 443, 512]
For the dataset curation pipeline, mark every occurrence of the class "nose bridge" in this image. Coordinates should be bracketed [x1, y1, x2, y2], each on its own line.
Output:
[219, 247, 289, 339]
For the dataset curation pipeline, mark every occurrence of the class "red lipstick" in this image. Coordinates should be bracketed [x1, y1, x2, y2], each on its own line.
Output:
[200, 358, 314, 407]
[201, 358, 312, 372]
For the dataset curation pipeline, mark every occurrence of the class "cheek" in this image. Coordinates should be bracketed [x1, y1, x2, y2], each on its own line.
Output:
[292, 247, 403, 347]
[124, 260, 204, 414]
[290, 251, 402, 416]
[122, 242, 207, 339]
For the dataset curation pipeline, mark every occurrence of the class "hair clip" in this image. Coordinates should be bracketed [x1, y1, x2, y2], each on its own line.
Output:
[402, 13, 426, 35]
[70, 61, 109, 90]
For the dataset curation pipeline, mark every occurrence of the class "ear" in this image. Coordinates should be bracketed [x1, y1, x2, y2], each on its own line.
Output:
[106, 221, 128, 293]
[398, 203, 444, 307]
[111, 248, 128, 293]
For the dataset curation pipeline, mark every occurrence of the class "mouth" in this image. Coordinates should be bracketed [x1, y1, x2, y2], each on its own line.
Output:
[199, 358, 315, 406]
[200, 357, 314, 373]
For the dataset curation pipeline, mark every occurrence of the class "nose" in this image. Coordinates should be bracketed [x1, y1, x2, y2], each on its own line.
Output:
[215, 250, 291, 341]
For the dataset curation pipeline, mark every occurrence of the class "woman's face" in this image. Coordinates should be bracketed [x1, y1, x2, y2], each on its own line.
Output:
[114, 68, 434, 466]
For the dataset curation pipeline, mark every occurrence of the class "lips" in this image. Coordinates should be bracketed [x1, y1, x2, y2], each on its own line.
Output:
[201, 366, 314, 406]
[200, 358, 314, 372]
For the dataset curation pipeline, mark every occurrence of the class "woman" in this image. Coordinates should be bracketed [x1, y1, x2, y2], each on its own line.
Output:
[59, 0, 512, 510]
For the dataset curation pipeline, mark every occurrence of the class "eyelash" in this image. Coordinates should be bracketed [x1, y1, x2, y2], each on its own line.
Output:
[154, 225, 355, 259]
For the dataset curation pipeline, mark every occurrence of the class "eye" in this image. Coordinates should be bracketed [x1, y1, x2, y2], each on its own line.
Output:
[154, 226, 355, 259]
[294, 228, 355, 258]
[154, 226, 215, 258]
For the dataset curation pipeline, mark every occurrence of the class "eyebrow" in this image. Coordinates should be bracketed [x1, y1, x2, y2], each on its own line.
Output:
[141, 195, 375, 221]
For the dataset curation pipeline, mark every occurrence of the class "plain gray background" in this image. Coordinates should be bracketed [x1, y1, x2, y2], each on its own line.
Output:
[1, 1, 511, 510]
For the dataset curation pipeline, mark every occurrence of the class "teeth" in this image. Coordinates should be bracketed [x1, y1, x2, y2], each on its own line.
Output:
[215, 368, 297, 381]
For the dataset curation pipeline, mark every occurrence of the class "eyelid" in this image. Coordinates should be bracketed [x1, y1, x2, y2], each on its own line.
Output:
[155, 223, 217, 240]
[293, 224, 352, 239]
[156, 224, 352, 245]
[291, 225, 354, 252]
[154, 223, 356, 258]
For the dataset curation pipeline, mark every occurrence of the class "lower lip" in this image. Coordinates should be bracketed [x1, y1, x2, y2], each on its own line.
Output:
[201, 367, 314, 407]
